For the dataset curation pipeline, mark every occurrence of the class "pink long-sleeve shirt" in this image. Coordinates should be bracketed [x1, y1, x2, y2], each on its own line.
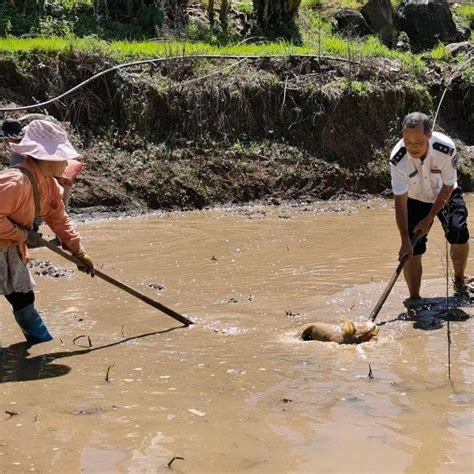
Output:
[0, 159, 84, 262]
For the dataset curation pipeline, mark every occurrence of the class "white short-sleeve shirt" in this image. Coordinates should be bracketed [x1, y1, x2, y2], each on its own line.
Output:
[390, 131, 458, 203]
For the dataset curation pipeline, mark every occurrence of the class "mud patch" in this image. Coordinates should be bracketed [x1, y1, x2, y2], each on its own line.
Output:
[27, 259, 75, 278]
[147, 282, 166, 292]
[71, 407, 104, 416]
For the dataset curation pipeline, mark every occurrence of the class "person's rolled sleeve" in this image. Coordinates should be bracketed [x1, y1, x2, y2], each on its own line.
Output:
[391, 165, 408, 196]
[43, 181, 83, 256]
[440, 152, 457, 186]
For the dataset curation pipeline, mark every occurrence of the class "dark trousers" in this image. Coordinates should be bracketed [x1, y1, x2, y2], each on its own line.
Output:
[408, 188, 470, 256]
[4, 291, 35, 311]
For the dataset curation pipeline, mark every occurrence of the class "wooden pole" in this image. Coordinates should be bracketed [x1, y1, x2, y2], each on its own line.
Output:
[370, 232, 421, 322]
[38, 237, 194, 327]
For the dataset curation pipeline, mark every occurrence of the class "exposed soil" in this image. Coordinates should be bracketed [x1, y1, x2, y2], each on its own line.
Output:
[0, 52, 472, 213]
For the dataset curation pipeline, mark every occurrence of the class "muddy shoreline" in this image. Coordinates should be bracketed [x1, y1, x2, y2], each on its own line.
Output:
[67, 193, 385, 222]
[1, 52, 472, 212]
[67, 192, 473, 224]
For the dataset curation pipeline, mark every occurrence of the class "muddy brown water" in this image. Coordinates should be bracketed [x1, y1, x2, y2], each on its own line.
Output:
[1, 198, 473, 473]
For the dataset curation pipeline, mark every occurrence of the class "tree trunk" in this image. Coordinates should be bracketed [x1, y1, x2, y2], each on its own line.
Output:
[8, 0, 44, 13]
[92, 0, 188, 28]
[93, 0, 147, 19]
[252, 0, 301, 31]
[164, 0, 188, 28]
[208, 0, 215, 26]
[219, 0, 230, 29]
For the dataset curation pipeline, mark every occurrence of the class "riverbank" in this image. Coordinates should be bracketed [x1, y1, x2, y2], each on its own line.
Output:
[0, 50, 473, 211]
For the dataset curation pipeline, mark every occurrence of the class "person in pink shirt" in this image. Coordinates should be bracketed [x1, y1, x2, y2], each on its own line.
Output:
[0, 119, 94, 345]
[2, 115, 85, 243]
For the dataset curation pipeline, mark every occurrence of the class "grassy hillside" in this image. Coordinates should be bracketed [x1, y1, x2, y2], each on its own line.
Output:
[0, 1, 472, 211]
[0, 1, 471, 54]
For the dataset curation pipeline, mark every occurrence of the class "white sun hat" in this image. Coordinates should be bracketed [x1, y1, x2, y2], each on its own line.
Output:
[10, 119, 81, 161]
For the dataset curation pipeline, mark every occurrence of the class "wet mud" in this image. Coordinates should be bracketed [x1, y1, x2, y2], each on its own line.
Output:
[27, 259, 75, 279]
[0, 197, 473, 473]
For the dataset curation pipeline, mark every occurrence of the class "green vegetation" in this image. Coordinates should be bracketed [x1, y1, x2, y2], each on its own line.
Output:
[455, 48, 474, 83]
[301, 0, 402, 10]
[0, 1, 465, 73]
[430, 44, 450, 61]
[452, 3, 473, 40]
[0, 34, 425, 72]
[0, 1, 471, 209]
[233, 0, 254, 15]
[458, 4, 474, 23]
[0, 36, 311, 58]
[0, 1, 146, 39]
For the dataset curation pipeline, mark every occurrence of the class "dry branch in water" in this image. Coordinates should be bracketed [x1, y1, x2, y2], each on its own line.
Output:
[368, 364, 374, 379]
[167, 456, 184, 468]
[72, 335, 92, 347]
[105, 362, 115, 382]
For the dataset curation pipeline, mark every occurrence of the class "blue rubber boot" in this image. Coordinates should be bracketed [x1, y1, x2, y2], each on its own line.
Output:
[13, 304, 53, 345]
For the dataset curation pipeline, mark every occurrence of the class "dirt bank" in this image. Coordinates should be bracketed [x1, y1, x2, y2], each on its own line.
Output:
[0, 52, 472, 212]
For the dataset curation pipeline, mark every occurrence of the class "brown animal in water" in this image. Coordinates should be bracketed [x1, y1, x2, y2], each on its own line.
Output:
[301, 317, 378, 344]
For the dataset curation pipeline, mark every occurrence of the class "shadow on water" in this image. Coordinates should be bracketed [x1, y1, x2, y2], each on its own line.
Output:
[0, 325, 185, 383]
[377, 295, 472, 331]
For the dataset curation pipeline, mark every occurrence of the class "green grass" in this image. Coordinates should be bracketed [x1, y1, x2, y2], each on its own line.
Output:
[0, 36, 309, 57]
[301, 0, 325, 9]
[301, 0, 365, 10]
[233, 0, 253, 14]
[301, 0, 402, 11]
[458, 4, 474, 23]
[54, 0, 93, 5]
[0, 0, 448, 74]
[430, 44, 450, 61]
[300, 10, 424, 70]
[0, 35, 425, 72]
[317, 34, 419, 66]
[452, 3, 473, 41]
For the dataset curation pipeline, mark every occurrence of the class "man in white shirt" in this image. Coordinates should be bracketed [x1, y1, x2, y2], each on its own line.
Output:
[390, 112, 472, 302]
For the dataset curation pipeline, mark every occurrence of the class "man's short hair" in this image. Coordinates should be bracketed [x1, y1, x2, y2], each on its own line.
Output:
[402, 112, 432, 134]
